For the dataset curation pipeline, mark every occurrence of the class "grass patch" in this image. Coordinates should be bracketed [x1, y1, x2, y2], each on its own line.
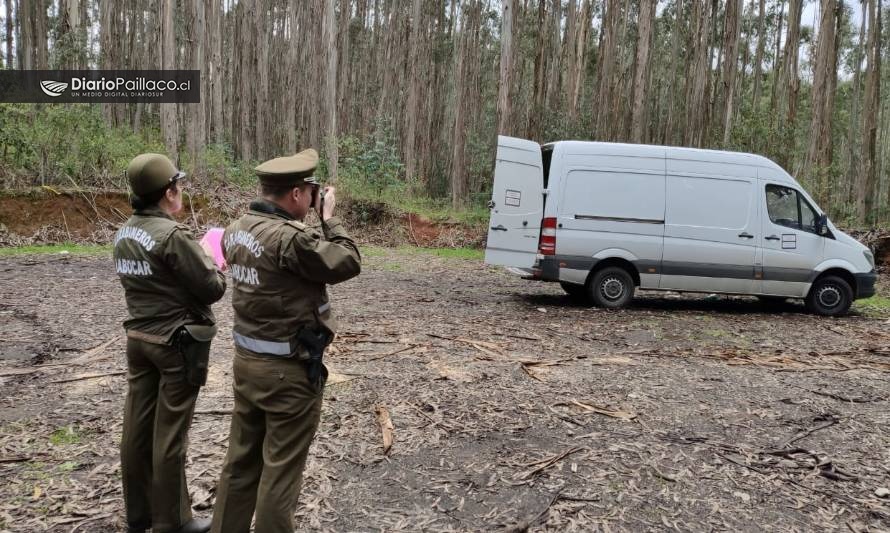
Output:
[359, 245, 387, 258]
[49, 425, 84, 446]
[0, 243, 111, 256]
[853, 294, 890, 317]
[379, 262, 403, 272]
[397, 246, 483, 260]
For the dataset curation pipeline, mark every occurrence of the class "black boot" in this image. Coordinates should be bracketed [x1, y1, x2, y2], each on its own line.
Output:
[175, 518, 212, 533]
[127, 522, 150, 533]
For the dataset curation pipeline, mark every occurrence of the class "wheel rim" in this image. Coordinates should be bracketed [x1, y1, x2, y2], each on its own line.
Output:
[817, 285, 842, 308]
[600, 277, 625, 301]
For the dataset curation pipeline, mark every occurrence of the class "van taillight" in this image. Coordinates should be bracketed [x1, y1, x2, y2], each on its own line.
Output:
[539, 217, 557, 255]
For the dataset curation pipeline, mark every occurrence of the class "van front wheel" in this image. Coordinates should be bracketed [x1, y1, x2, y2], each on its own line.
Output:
[588, 267, 635, 308]
[805, 276, 853, 316]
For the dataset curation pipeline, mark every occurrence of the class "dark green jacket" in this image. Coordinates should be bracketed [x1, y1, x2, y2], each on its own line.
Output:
[223, 200, 361, 357]
[114, 206, 227, 344]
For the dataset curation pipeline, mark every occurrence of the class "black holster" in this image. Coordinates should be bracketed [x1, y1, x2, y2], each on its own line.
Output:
[295, 328, 332, 390]
[175, 324, 218, 387]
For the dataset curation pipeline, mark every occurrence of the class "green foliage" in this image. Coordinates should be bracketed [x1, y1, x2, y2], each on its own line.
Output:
[192, 143, 258, 188]
[0, 104, 164, 188]
[330, 119, 405, 199]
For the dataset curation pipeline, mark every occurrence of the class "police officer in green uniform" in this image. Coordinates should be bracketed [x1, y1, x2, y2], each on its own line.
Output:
[114, 154, 227, 533]
[211, 148, 361, 533]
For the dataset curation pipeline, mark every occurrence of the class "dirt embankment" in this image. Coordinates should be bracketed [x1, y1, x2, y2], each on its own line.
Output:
[0, 189, 485, 248]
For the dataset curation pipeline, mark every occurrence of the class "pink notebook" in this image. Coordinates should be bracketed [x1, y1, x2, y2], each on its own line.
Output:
[200, 227, 226, 269]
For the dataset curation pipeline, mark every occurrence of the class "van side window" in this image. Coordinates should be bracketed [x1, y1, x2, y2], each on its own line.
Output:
[765, 184, 819, 234]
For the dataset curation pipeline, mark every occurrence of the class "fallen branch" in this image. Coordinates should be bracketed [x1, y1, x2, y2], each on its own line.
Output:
[561, 399, 637, 421]
[50, 371, 126, 384]
[365, 344, 419, 361]
[516, 446, 585, 480]
[778, 416, 840, 448]
[0, 456, 33, 464]
[796, 386, 883, 403]
[519, 362, 546, 382]
[68, 337, 121, 364]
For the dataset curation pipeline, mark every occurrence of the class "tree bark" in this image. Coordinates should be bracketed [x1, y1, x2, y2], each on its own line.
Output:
[595, 0, 620, 140]
[630, 0, 656, 143]
[402, 0, 421, 182]
[497, 0, 516, 134]
[778, 0, 802, 170]
[160, 0, 179, 162]
[451, 2, 478, 209]
[528, 0, 547, 141]
[721, 0, 742, 145]
[802, 0, 840, 208]
[4, 0, 12, 68]
[664, 0, 684, 145]
[186, 0, 206, 176]
[324, 0, 338, 181]
[684, 0, 713, 147]
[208, 0, 224, 145]
[845, 0, 868, 205]
[569, 0, 590, 121]
[751, 0, 766, 105]
[255, 3, 269, 160]
[769, 0, 785, 120]
[858, 0, 881, 222]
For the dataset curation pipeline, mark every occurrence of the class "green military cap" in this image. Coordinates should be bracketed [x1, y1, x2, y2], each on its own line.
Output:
[126, 153, 186, 196]
[254, 148, 319, 186]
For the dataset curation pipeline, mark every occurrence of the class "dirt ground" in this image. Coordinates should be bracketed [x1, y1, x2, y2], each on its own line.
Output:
[0, 248, 889, 532]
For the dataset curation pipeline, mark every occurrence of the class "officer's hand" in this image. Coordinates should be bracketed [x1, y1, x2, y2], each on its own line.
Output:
[321, 187, 336, 221]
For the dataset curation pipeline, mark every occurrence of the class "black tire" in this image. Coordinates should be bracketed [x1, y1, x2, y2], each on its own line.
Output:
[805, 275, 853, 316]
[560, 281, 587, 300]
[587, 266, 635, 309]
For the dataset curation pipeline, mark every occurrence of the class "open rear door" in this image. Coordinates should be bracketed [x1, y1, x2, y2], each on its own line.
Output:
[484, 136, 545, 268]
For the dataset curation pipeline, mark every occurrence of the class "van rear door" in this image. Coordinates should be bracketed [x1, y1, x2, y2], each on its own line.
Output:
[484, 136, 545, 268]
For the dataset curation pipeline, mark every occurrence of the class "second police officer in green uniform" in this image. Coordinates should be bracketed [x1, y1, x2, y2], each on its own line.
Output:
[211, 148, 361, 533]
[114, 154, 227, 533]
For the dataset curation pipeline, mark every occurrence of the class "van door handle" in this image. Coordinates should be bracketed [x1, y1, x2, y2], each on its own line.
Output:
[490, 225, 507, 231]
[738, 232, 754, 239]
[765, 235, 780, 241]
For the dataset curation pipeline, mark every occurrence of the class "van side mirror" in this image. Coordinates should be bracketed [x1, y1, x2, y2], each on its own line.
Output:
[815, 214, 829, 236]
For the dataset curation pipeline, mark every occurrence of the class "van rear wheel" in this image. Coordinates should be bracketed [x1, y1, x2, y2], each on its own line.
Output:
[588, 266, 635, 308]
[805, 276, 853, 316]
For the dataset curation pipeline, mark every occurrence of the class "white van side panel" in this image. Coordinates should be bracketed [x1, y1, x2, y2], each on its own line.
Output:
[550, 149, 666, 289]
[659, 156, 759, 293]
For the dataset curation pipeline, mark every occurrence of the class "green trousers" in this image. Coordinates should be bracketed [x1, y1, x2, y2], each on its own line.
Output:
[121, 337, 200, 533]
[211, 351, 324, 533]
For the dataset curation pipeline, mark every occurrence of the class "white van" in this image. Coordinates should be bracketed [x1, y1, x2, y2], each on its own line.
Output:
[484, 136, 877, 316]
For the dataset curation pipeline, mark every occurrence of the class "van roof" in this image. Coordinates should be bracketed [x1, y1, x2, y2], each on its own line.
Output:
[544, 140, 791, 180]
